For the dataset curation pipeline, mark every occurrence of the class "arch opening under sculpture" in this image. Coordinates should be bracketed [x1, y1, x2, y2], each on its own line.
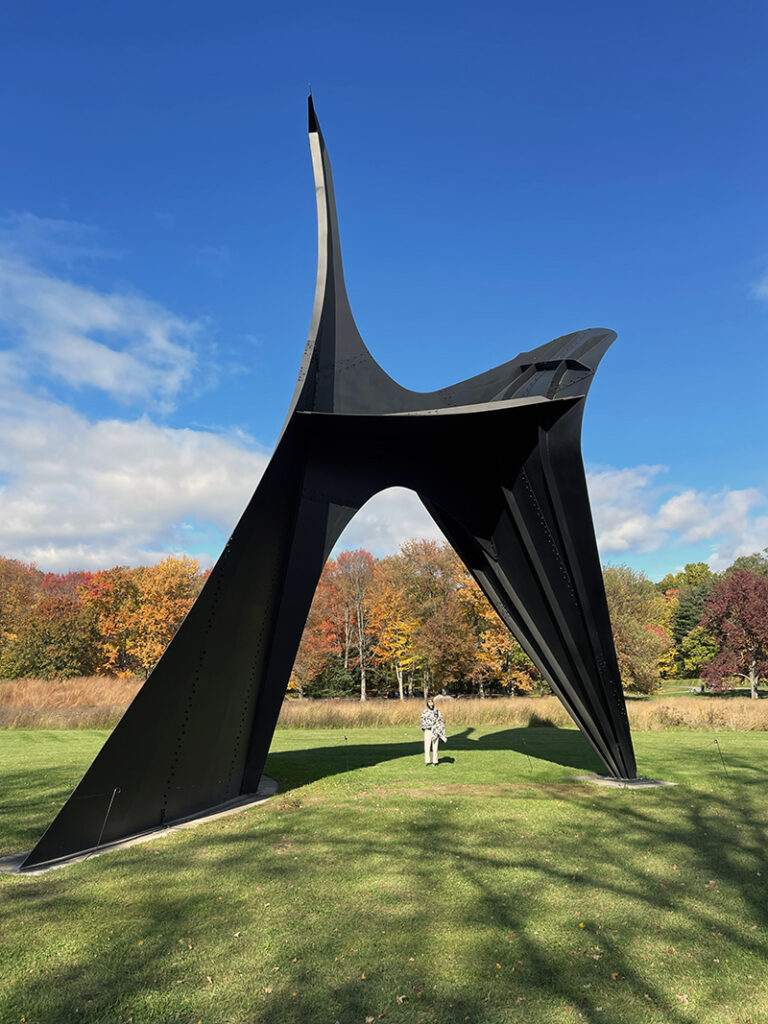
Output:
[18, 98, 636, 871]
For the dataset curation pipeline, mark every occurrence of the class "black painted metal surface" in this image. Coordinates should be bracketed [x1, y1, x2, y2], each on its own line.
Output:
[20, 99, 636, 870]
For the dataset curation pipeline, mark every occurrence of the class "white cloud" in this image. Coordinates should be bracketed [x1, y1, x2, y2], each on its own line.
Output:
[706, 516, 768, 571]
[655, 487, 765, 543]
[588, 465, 768, 572]
[0, 389, 267, 571]
[1, 392, 766, 574]
[334, 488, 443, 554]
[587, 465, 668, 553]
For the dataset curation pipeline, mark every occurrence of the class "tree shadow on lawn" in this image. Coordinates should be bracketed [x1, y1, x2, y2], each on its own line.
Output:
[266, 725, 605, 792]
[0, 728, 600, 860]
[2, 757, 767, 1024]
[0, 765, 90, 857]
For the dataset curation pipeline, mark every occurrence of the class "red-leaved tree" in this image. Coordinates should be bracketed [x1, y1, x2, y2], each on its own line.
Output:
[700, 571, 768, 699]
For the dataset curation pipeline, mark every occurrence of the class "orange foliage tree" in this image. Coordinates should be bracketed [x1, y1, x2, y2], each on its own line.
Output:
[0, 561, 101, 679]
[80, 567, 140, 676]
[316, 556, 354, 672]
[289, 576, 339, 697]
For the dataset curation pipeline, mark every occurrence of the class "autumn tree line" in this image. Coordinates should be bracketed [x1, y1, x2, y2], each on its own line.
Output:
[0, 543, 766, 698]
[0, 556, 207, 682]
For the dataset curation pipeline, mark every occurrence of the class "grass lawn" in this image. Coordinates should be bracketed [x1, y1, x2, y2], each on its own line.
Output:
[1, 725, 767, 1024]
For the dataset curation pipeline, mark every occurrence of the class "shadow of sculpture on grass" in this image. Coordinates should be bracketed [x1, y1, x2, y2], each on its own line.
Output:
[265, 726, 604, 793]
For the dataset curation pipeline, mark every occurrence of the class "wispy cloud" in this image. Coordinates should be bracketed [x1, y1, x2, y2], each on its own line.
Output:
[153, 212, 176, 230]
[0, 214, 200, 411]
[0, 212, 121, 267]
[752, 268, 768, 301]
[0, 213, 260, 570]
[195, 243, 231, 277]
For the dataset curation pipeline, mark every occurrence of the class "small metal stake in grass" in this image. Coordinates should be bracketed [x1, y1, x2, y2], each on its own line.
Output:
[344, 734, 349, 773]
[95, 786, 120, 851]
[520, 738, 533, 772]
[714, 738, 729, 778]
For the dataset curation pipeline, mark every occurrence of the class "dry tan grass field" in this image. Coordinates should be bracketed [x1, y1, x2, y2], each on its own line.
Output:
[1, 676, 767, 730]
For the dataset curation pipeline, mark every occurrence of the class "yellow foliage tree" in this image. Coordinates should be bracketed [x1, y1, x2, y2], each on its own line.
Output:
[369, 558, 419, 699]
[130, 557, 204, 677]
[454, 560, 537, 695]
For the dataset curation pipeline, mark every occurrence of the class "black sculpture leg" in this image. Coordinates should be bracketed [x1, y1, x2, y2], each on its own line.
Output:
[240, 493, 359, 793]
[20, 428, 359, 870]
[416, 403, 636, 780]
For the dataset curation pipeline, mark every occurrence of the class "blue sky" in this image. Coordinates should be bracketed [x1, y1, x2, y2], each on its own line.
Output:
[0, 1, 766, 578]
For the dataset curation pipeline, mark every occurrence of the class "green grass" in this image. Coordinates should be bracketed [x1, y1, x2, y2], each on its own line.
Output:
[640, 679, 768, 701]
[642, 679, 703, 698]
[1, 726, 767, 1024]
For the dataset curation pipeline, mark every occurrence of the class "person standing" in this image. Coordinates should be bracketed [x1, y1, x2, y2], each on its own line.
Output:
[420, 697, 447, 766]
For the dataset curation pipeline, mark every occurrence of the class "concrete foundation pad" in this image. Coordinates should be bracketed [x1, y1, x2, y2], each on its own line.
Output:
[0, 774, 278, 875]
[569, 774, 678, 789]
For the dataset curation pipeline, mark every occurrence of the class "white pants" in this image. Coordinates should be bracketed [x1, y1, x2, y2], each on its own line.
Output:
[424, 729, 439, 764]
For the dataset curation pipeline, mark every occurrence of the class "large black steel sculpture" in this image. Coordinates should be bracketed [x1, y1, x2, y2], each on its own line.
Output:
[20, 99, 636, 870]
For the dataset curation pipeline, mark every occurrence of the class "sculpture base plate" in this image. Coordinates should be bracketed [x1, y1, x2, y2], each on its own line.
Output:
[569, 774, 677, 789]
[0, 775, 278, 875]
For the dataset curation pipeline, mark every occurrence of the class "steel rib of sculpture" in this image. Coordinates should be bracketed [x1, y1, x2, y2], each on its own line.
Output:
[20, 98, 636, 870]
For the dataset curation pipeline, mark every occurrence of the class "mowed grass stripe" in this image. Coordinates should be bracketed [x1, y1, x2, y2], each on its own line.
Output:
[1, 727, 766, 1024]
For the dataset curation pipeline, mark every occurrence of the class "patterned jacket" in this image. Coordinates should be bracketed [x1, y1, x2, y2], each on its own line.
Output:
[420, 706, 446, 743]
